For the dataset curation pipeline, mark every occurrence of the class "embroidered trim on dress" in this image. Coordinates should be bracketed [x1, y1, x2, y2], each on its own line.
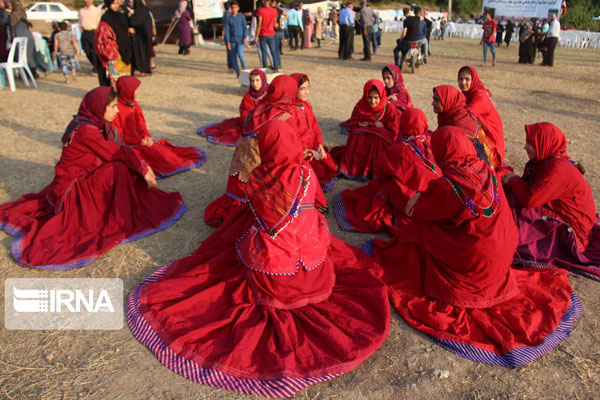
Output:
[443, 175, 499, 218]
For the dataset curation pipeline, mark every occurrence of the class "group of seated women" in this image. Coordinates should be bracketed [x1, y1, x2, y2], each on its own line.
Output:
[0, 63, 597, 397]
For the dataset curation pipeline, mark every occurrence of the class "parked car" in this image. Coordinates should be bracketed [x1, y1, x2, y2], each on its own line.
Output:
[26, 2, 79, 22]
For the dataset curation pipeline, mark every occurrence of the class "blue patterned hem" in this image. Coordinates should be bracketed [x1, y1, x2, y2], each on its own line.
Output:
[332, 192, 356, 232]
[155, 148, 207, 180]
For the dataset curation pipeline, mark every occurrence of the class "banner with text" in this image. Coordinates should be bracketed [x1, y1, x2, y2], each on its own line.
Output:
[482, 0, 562, 19]
[193, 0, 224, 20]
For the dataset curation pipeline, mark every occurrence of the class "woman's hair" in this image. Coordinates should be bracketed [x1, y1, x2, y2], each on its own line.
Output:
[107, 89, 118, 104]
[458, 66, 472, 77]
[368, 85, 379, 96]
[574, 161, 585, 175]
[298, 75, 309, 86]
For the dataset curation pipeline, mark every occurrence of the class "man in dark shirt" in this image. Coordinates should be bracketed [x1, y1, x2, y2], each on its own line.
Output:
[359, 0, 373, 61]
[393, 7, 419, 68]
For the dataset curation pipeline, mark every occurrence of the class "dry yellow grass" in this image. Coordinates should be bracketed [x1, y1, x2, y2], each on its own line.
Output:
[0, 34, 599, 399]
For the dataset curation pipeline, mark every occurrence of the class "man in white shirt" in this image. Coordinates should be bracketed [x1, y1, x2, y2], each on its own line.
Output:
[541, 12, 560, 67]
[79, 0, 101, 72]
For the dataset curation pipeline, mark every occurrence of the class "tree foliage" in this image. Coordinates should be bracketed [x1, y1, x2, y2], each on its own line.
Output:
[561, 0, 600, 31]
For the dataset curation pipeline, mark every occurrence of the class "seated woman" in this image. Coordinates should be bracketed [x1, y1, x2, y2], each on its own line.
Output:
[197, 69, 269, 147]
[365, 126, 580, 367]
[127, 119, 390, 398]
[334, 108, 439, 235]
[290, 73, 339, 192]
[204, 75, 327, 227]
[502, 122, 599, 280]
[381, 64, 413, 116]
[457, 66, 506, 166]
[113, 76, 206, 179]
[433, 85, 501, 173]
[0, 87, 185, 270]
[331, 80, 399, 181]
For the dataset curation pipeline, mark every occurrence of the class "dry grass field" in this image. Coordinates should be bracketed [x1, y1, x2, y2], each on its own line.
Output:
[0, 34, 599, 399]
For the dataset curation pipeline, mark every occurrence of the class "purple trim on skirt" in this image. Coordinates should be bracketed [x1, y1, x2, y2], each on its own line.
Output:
[197, 123, 237, 147]
[339, 123, 350, 136]
[155, 148, 207, 180]
[436, 291, 582, 367]
[361, 239, 374, 257]
[321, 177, 338, 193]
[0, 202, 186, 271]
[332, 192, 357, 232]
[126, 264, 340, 398]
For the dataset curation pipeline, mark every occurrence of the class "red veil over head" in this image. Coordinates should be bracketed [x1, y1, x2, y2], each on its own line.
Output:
[432, 125, 498, 217]
[246, 119, 306, 235]
[243, 75, 298, 136]
[400, 107, 428, 138]
[62, 86, 122, 146]
[433, 85, 478, 134]
[116, 76, 141, 105]
[290, 72, 309, 105]
[355, 79, 388, 118]
[248, 68, 269, 99]
[525, 122, 569, 161]
[382, 64, 413, 111]
[458, 65, 492, 103]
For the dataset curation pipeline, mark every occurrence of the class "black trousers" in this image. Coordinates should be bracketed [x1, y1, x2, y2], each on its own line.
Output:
[81, 30, 97, 72]
[338, 24, 353, 59]
[362, 25, 372, 59]
[288, 25, 301, 49]
[543, 36, 558, 66]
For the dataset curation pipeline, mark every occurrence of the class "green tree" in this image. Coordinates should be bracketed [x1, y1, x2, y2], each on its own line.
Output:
[561, 0, 600, 30]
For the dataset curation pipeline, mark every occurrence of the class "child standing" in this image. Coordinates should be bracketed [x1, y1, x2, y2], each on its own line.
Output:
[53, 21, 80, 83]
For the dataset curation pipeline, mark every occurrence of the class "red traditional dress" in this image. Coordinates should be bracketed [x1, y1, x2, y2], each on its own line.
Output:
[127, 119, 390, 398]
[459, 66, 506, 165]
[334, 108, 439, 235]
[505, 123, 599, 280]
[434, 85, 501, 174]
[290, 73, 340, 192]
[197, 69, 269, 147]
[382, 64, 413, 115]
[364, 126, 580, 367]
[0, 87, 185, 270]
[331, 80, 400, 181]
[205, 75, 327, 227]
[113, 76, 206, 178]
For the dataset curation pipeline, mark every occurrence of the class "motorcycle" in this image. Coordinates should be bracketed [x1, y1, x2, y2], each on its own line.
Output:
[405, 41, 426, 73]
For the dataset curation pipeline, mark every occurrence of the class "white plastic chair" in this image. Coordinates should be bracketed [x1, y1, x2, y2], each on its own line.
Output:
[0, 37, 37, 92]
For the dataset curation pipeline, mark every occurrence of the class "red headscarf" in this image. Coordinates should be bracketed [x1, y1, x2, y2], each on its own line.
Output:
[382, 65, 413, 111]
[243, 75, 297, 136]
[248, 68, 269, 99]
[354, 79, 388, 118]
[398, 108, 436, 173]
[434, 85, 478, 133]
[290, 72, 308, 105]
[116, 76, 141, 105]
[246, 119, 306, 235]
[525, 122, 569, 161]
[458, 66, 492, 103]
[432, 125, 498, 217]
[62, 87, 122, 146]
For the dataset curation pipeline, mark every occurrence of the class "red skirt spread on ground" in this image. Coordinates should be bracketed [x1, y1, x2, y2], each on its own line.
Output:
[0, 160, 185, 270]
[197, 117, 242, 147]
[127, 186, 390, 397]
[132, 139, 206, 179]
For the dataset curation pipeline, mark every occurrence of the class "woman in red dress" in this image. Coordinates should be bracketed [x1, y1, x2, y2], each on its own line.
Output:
[204, 75, 304, 227]
[432, 85, 502, 174]
[331, 79, 399, 181]
[0, 87, 186, 270]
[197, 69, 269, 147]
[127, 119, 390, 398]
[364, 125, 580, 367]
[113, 76, 206, 179]
[290, 73, 339, 192]
[334, 108, 439, 235]
[457, 65, 506, 166]
[501, 122, 599, 280]
[381, 64, 413, 116]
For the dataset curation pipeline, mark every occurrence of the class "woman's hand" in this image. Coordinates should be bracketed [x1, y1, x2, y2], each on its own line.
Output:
[388, 94, 398, 101]
[141, 137, 153, 146]
[404, 192, 421, 217]
[374, 120, 384, 128]
[358, 121, 369, 127]
[144, 168, 157, 189]
[501, 172, 517, 185]
[303, 148, 315, 161]
[317, 144, 327, 160]
[128, 27, 135, 34]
